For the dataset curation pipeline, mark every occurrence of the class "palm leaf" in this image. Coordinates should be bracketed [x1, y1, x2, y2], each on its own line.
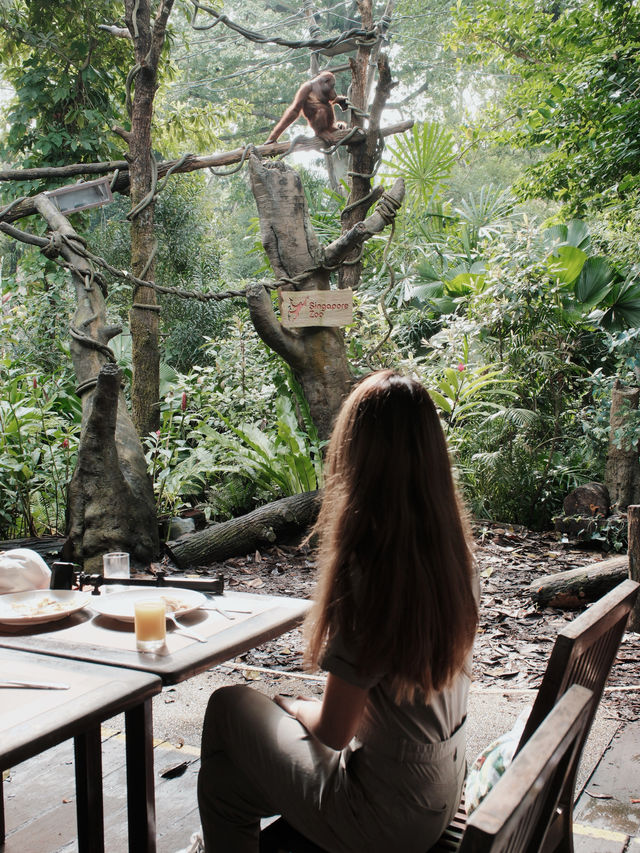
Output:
[383, 122, 455, 207]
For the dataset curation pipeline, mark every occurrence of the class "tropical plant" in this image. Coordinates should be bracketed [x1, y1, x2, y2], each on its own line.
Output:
[382, 121, 456, 209]
[452, 0, 640, 223]
[0, 363, 80, 537]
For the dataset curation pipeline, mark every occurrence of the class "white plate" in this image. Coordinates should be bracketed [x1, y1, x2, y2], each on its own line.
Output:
[90, 587, 207, 623]
[0, 590, 92, 625]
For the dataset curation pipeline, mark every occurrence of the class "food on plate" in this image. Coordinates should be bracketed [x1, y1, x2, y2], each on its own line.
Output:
[10, 595, 81, 617]
[158, 594, 191, 614]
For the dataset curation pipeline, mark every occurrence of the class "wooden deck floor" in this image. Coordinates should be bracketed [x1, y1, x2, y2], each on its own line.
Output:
[2, 724, 202, 853]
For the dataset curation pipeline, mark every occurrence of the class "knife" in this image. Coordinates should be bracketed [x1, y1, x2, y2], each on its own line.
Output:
[0, 679, 70, 690]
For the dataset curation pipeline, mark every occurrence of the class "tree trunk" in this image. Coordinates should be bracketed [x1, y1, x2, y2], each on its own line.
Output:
[627, 504, 640, 631]
[67, 363, 158, 571]
[527, 556, 628, 609]
[246, 155, 404, 438]
[247, 155, 353, 438]
[604, 379, 640, 510]
[166, 491, 321, 568]
[125, 0, 175, 436]
[33, 195, 158, 572]
[242, 0, 402, 437]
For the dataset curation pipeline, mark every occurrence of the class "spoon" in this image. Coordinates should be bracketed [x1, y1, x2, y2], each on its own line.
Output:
[166, 610, 207, 643]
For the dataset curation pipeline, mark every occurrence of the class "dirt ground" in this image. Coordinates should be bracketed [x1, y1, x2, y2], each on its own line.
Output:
[157, 520, 640, 723]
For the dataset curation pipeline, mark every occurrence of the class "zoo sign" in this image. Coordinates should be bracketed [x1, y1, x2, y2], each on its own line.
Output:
[279, 289, 353, 328]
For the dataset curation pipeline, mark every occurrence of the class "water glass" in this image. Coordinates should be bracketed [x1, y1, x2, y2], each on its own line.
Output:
[102, 552, 130, 581]
[134, 600, 167, 652]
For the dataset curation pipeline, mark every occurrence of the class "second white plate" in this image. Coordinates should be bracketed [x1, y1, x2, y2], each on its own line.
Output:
[90, 587, 207, 622]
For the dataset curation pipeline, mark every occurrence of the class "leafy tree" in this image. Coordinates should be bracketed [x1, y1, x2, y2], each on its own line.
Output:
[0, 0, 130, 170]
[453, 0, 640, 219]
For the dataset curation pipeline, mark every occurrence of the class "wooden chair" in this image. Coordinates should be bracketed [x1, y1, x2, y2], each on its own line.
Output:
[260, 686, 593, 853]
[457, 684, 593, 852]
[260, 579, 639, 853]
[435, 577, 639, 853]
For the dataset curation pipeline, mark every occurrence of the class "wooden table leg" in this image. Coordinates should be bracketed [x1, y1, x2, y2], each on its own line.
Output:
[1, 771, 5, 844]
[125, 699, 157, 853]
[74, 726, 104, 853]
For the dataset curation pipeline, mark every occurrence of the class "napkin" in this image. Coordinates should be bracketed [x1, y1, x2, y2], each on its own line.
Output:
[0, 548, 52, 594]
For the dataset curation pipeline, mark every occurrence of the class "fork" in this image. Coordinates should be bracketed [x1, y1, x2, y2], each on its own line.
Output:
[166, 611, 207, 643]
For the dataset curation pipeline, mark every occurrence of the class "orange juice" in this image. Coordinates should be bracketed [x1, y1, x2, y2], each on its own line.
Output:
[134, 600, 166, 651]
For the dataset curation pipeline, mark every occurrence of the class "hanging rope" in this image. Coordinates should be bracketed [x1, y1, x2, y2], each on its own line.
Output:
[209, 144, 252, 176]
[320, 127, 360, 156]
[126, 152, 158, 220]
[139, 240, 158, 280]
[0, 196, 27, 219]
[69, 326, 117, 362]
[365, 219, 397, 364]
[125, 63, 141, 118]
[189, 0, 379, 50]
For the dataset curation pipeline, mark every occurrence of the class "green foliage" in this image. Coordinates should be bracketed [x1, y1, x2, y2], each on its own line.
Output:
[214, 392, 324, 497]
[142, 321, 324, 521]
[383, 122, 456, 209]
[428, 361, 515, 433]
[390, 210, 627, 528]
[0, 0, 131, 170]
[452, 0, 640, 222]
[0, 362, 80, 538]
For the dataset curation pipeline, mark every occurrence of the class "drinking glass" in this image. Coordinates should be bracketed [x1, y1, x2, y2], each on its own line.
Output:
[134, 600, 167, 652]
[102, 552, 130, 582]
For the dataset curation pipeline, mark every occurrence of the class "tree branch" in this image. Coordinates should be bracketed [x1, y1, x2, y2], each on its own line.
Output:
[324, 178, 404, 267]
[245, 282, 305, 367]
[98, 24, 132, 39]
[112, 125, 133, 143]
[150, 0, 175, 67]
[0, 121, 414, 223]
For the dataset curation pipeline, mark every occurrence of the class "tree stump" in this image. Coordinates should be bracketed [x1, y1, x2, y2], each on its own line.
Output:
[604, 380, 640, 509]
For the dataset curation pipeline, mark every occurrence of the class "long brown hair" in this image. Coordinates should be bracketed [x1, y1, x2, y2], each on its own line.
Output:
[306, 370, 477, 703]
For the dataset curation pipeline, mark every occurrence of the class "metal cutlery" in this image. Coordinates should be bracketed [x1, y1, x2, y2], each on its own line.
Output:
[0, 679, 70, 690]
[166, 611, 207, 643]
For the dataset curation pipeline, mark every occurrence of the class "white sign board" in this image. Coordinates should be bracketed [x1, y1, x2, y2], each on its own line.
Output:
[279, 289, 353, 328]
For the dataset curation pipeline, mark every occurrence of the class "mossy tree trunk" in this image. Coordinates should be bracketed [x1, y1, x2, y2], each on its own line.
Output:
[33, 195, 158, 572]
[124, 0, 175, 436]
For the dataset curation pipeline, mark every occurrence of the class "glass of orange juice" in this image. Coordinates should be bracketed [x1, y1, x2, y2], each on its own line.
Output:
[134, 599, 166, 652]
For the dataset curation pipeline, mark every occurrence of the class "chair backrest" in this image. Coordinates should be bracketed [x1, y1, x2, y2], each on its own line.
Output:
[458, 685, 593, 853]
[511, 578, 638, 853]
[517, 578, 638, 750]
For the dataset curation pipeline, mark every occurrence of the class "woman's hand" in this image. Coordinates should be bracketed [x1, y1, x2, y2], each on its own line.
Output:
[274, 675, 368, 751]
[274, 694, 319, 716]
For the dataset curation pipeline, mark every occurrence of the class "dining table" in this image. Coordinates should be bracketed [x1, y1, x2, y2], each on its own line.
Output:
[0, 646, 162, 853]
[0, 585, 311, 851]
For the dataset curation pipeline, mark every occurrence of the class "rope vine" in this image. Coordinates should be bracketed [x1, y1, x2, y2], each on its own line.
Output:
[188, 0, 380, 51]
[125, 63, 141, 118]
[365, 218, 397, 365]
[209, 144, 252, 176]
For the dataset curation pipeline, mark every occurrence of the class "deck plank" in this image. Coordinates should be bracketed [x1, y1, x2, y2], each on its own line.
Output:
[3, 729, 202, 852]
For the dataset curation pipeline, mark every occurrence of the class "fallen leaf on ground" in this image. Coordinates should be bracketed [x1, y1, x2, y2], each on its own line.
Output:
[160, 761, 189, 779]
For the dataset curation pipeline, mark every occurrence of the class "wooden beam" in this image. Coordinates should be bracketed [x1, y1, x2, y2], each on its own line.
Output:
[627, 505, 640, 631]
[0, 120, 413, 224]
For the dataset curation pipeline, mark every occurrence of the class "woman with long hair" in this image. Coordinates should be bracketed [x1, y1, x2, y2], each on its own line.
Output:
[196, 370, 479, 852]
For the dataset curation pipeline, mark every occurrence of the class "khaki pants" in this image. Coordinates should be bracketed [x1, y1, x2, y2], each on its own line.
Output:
[198, 685, 466, 853]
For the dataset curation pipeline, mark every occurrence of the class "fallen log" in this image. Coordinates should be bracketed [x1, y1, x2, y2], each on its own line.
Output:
[165, 491, 321, 569]
[528, 555, 628, 609]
